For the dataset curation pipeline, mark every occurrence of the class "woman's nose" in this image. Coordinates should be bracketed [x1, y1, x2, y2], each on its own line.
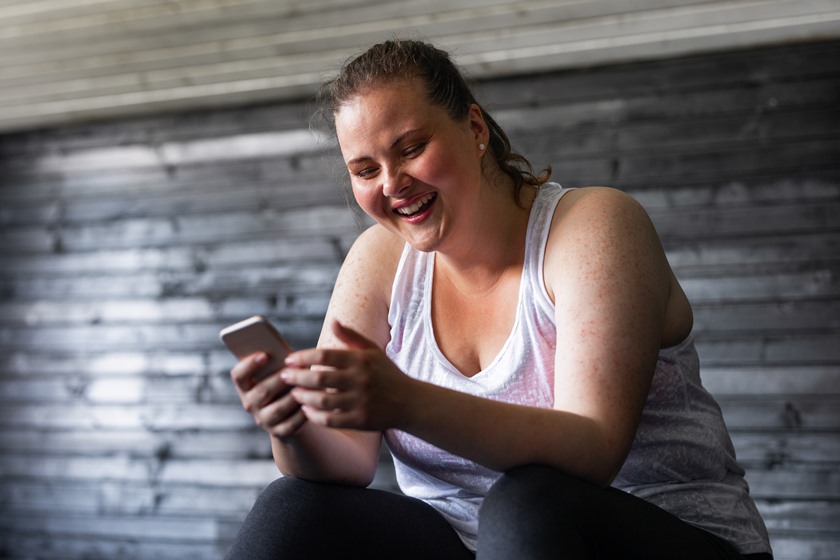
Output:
[382, 166, 410, 197]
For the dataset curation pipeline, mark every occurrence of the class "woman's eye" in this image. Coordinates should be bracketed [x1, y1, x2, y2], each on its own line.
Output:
[403, 142, 427, 157]
[355, 167, 378, 179]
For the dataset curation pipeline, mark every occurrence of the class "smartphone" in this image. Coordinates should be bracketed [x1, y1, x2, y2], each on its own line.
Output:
[219, 315, 293, 377]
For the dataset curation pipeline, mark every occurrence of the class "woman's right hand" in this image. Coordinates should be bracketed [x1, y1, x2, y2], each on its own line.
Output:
[230, 352, 307, 439]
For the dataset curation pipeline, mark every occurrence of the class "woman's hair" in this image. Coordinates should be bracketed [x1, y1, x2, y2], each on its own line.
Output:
[315, 38, 551, 200]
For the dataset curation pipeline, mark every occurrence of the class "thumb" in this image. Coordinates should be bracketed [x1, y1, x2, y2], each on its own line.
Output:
[331, 320, 378, 350]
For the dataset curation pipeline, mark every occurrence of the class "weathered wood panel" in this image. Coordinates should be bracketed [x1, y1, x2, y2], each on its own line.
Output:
[0, 0, 838, 133]
[1, 39, 838, 559]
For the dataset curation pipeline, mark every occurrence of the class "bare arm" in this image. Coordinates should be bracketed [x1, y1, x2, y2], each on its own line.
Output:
[284, 188, 686, 486]
[233, 224, 402, 486]
[394, 188, 676, 483]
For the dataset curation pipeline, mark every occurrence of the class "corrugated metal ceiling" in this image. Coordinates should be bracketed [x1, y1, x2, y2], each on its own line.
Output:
[1, 0, 839, 133]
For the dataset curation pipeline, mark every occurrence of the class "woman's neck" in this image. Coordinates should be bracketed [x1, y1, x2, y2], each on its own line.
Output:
[435, 181, 538, 294]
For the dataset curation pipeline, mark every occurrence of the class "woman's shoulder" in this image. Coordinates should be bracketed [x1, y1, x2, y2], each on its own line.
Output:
[554, 185, 644, 215]
[323, 224, 405, 349]
[544, 186, 665, 296]
[340, 224, 405, 298]
[549, 186, 655, 243]
[349, 223, 405, 264]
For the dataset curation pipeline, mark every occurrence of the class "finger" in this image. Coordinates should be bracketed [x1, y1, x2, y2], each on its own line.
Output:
[300, 404, 333, 426]
[280, 365, 355, 390]
[230, 352, 269, 391]
[284, 347, 357, 371]
[267, 407, 308, 439]
[301, 406, 367, 430]
[331, 320, 379, 350]
[256, 392, 301, 427]
[290, 387, 358, 411]
[243, 372, 292, 412]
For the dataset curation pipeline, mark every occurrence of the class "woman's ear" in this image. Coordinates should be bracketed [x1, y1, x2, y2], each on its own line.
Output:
[467, 103, 489, 147]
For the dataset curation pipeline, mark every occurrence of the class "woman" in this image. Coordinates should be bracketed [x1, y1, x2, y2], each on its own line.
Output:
[226, 39, 772, 559]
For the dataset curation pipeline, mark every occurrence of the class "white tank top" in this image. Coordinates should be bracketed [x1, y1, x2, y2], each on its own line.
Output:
[384, 183, 771, 555]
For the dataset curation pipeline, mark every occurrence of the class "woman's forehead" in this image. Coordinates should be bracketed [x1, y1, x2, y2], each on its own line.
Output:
[337, 78, 425, 112]
[335, 81, 439, 133]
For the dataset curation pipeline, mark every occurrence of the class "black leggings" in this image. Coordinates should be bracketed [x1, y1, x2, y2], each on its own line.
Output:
[225, 465, 772, 560]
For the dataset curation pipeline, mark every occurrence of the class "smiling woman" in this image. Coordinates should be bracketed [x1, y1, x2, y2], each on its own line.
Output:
[222, 38, 773, 560]
[334, 79, 494, 254]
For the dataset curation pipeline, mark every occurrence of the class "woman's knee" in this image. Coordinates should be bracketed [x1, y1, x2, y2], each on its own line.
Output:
[481, 465, 599, 526]
[484, 465, 549, 512]
[226, 477, 319, 560]
[229, 477, 365, 558]
[249, 476, 333, 523]
[254, 476, 305, 504]
[478, 466, 595, 559]
[257, 475, 302, 500]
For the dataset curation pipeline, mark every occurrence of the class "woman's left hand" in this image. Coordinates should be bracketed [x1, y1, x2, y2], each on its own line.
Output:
[280, 320, 412, 431]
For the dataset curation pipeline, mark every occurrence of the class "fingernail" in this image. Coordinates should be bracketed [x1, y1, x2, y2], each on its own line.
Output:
[254, 352, 267, 365]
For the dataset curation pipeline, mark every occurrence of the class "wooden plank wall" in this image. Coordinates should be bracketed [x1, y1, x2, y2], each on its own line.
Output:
[1, 39, 838, 559]
[2, 0, 839, 133]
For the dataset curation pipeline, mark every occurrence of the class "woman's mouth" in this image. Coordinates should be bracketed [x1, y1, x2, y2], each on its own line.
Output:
[394, 193, 436, 218]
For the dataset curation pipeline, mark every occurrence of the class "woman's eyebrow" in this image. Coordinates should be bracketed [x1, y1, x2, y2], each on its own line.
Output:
[346, 155, 372, 167]
[345, 128, 424, 166]
[389, 128, 423, 149]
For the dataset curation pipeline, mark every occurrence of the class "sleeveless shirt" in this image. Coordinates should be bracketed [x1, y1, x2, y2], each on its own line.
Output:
[384, 183, 771, 555]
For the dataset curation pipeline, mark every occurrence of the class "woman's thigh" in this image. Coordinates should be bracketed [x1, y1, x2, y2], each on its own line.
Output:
[225, 477, 474, 560]
[477, 465, 753, 560]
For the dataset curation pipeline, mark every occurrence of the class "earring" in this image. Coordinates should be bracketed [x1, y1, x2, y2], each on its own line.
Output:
[479, 143, 485, 151]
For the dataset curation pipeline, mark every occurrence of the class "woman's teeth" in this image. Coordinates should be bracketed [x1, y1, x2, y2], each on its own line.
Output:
[396, 194, 435, 216]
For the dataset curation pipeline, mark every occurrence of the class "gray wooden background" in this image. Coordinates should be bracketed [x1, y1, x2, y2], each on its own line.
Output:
[2, 0, 838, 134]
[1, 38, 839, 559]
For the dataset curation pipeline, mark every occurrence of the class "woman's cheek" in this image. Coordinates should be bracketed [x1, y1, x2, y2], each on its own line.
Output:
[356, 186, 397, 225]
[350, 182, 378, 216]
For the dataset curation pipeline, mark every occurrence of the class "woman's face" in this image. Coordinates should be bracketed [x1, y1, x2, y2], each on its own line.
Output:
[334, 78, 488, 253]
